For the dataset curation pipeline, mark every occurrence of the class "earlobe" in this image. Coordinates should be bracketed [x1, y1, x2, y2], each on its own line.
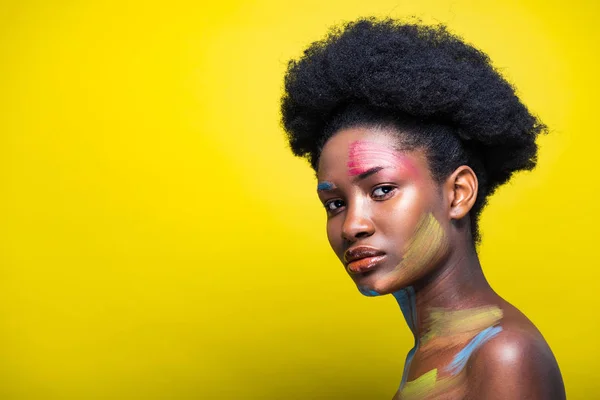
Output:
[448, 166, 478, 220]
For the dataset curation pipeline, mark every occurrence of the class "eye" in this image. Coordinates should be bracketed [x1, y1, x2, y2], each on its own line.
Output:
[372, 185, 396, 200]
[324, 199, 345, 213]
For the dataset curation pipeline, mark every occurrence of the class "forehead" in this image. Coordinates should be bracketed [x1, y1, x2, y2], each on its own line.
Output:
[317, 126, 425, 178]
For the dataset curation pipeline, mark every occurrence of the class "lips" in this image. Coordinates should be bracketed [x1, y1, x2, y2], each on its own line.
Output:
[344, 246, 386, 274]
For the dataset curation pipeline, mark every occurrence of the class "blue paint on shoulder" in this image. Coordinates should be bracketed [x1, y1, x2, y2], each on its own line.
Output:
[446, 325, 503, 375]
[317, 181, 334, 191]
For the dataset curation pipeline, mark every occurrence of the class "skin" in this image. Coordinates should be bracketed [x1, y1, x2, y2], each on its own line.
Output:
[316, 125, 565, 399]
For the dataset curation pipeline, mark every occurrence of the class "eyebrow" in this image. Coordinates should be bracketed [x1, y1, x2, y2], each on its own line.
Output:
[317, 166, 387, 192]
[352, 166, 385, 182]
[317, 181, 335, 192]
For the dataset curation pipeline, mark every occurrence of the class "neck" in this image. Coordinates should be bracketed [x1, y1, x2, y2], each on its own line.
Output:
[392, 241, 497, 344]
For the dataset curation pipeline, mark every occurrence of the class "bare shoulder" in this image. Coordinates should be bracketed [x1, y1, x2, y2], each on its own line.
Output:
[466, 323, 566, 400]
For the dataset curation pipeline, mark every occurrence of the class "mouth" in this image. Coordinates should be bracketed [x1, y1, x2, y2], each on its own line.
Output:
[344, 246, 386, 274]
[346, 255, 386, 274]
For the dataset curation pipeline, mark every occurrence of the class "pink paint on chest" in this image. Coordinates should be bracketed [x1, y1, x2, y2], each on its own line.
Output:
[348, 140, 418, 177]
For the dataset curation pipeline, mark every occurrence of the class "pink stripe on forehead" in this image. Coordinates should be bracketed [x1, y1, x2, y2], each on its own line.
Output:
[348, 140, 417, 177]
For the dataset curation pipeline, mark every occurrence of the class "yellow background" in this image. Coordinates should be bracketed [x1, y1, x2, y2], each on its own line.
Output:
[1, 1, 598, 398]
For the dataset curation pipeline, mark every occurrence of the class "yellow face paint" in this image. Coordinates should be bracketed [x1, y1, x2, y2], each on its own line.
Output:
[385, 212, 450, 289]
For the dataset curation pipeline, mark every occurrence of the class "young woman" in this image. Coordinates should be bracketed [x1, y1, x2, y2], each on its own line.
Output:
[280, 19, 565, 399]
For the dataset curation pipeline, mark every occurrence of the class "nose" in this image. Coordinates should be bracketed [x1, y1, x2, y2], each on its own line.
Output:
[341, 202, 375, 242]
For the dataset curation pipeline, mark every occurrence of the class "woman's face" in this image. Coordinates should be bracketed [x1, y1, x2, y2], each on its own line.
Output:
[317, 125, 452, 295]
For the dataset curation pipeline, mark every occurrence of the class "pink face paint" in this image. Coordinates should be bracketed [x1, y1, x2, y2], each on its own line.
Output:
[347, 140, 419, 177]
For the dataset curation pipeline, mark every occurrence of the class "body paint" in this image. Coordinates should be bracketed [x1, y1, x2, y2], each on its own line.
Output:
[421, 306, 503, 349]
[381, 212, 450, 290]
[396, 213, 448, 274]
[394, 368, 466, 400]
[347, 140, 418, 177]
[398, 369, 438, 399]
[317, 181, 335, 191]
[393, 287, 418, 336]
[445, 325, 503, 375]
[346, 139, 421, 298]
[393, 287, 419, 388]
[358, 286, 380, 297]
[396, 309, 504, 399]
[343, 140, 502, 398]
[359, 213, 448, 296]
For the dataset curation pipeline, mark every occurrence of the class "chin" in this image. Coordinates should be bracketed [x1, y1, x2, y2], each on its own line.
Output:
[353, 268, 413, 297]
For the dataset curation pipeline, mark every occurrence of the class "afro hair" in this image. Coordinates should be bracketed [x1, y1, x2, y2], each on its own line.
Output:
[280, 18, 547, 243]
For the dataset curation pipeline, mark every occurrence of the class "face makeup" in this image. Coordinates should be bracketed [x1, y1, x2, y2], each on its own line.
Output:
[321, 136, 448, 295]
[358, 286, 380, 297]
[396, 212, 448, 274]
[373, 212, 450, 292]
[347, 139, 419, 178]
[316, 127, 552, 400]
[317, 181, 335, 191]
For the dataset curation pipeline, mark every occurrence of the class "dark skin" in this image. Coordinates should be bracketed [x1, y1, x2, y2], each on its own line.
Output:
[316, 125, 565, 399]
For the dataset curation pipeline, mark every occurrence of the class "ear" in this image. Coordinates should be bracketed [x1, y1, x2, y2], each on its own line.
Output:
[445, 165, 478, 220]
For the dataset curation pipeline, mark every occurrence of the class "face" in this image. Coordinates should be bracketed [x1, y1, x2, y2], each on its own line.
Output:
[317, 126, 452, 296]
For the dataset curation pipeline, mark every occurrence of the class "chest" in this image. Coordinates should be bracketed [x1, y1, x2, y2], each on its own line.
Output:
[395, 326, 502, 399]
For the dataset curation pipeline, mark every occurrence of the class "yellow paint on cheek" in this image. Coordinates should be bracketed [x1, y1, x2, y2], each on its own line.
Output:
[395, 212, 449, 276]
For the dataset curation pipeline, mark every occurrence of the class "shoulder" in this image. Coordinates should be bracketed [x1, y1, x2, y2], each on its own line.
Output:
[466, 327, 565, 399]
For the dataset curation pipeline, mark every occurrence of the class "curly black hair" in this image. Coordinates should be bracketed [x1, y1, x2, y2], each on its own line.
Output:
[280, 18, 547, 243]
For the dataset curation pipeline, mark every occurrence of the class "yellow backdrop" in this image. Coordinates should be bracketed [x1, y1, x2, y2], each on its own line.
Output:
[1, 1, 598, 398]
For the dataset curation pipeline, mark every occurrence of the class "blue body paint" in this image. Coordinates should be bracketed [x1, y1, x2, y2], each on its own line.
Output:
[393, 287, 419, 388]
[358, 286, 380, 297]
[400, 345, 418, 388]
[393, 287, 418, 334]
[317, 181, 334, 191]
[446, 325, 503, 375]
[389, 284, 503, 393]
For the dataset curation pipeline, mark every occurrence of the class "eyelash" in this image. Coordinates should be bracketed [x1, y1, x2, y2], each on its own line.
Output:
[323, 185, 397, 214]
[324, 199, 345, 213]
[372, 185, 396, 200]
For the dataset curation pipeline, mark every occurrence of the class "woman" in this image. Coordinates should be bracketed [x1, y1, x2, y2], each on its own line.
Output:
[280, 19, 565, 399]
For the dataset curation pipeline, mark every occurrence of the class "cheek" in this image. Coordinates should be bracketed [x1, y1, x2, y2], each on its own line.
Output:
[326, 220, 343, 258]
[376, 187, 427, 240]
[399, 213, 450, 273]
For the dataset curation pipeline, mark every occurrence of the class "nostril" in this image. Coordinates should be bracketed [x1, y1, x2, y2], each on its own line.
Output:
[341, 208, 375, 241]
[355, 231, 371, 239]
